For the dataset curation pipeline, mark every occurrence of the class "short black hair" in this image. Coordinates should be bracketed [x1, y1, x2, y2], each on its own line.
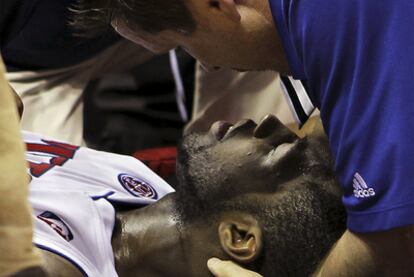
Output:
[69, 0, 196, 37]
[175, 134, 346, 276]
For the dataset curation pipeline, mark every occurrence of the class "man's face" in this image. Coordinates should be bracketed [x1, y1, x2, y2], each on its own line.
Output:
[173, 115, 343, 276]
[178, 115, 334, 200]
[113, 1, 284, 71]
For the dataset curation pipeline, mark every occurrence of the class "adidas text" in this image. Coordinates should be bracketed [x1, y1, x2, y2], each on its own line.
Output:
[353, 188, 375, 198]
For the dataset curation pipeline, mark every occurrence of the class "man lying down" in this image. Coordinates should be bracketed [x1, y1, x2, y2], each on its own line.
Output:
[24, 114, 345, 277]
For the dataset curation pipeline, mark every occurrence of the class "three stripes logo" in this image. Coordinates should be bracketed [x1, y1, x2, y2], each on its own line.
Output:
[353, 172, 375, 198]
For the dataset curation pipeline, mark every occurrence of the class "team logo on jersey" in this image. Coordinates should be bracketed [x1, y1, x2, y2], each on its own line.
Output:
[353, 172, 376, 198]
[118, 174, 158, 199]
[37, 211, 74, 242]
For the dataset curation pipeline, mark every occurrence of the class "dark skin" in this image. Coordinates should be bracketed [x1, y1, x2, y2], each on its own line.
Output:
[112, 195, 226, 277]
[15, 114, 339, 276]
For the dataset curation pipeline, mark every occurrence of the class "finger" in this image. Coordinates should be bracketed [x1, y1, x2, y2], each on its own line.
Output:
[207, 258, 263, 277]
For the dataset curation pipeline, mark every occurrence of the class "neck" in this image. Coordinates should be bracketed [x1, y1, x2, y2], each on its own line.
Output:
[253, 0, 291, 73]
[112, 195, 188, 277]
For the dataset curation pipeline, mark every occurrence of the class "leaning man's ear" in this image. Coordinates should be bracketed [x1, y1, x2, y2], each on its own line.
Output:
[218, 214, 263, 263]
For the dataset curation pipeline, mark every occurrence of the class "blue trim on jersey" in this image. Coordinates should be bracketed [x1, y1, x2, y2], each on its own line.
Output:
[91, 191, 115, 201]
[106, 198, 149, 209]
[347, 201, 414, 233]
[35, 243, 88, 276]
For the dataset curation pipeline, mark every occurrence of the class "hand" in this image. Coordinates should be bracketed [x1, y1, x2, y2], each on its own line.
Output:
[207, 258, 263, 277]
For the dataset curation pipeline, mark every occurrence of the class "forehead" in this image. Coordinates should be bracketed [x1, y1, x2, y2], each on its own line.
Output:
[113, 19, 178, 54]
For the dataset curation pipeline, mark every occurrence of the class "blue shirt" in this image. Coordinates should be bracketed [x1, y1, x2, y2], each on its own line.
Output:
[270, 0, 414, 232]
[0, 0, 120, 71]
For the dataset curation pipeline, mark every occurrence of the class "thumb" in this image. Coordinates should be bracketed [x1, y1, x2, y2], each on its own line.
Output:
[207, 258, 263, 277]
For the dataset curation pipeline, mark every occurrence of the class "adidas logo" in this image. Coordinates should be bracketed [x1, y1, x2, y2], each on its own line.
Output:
[353, 172, 375, 198]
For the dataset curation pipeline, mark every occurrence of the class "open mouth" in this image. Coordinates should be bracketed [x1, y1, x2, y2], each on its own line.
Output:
[270, 141, 298, 160]
[210, 115, 297, 146]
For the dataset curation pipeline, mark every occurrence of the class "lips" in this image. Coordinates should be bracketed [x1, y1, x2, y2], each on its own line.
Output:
[210, 114, 296, 144]
[210, 121, 234, 140]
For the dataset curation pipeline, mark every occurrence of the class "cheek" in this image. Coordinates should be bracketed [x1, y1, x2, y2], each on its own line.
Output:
[214, 142, 262, 168]
[181, 37, 225, 65]
[182, 45, 210, 63]
[115, 26, 153, 49]
[118, 33, 170, 53]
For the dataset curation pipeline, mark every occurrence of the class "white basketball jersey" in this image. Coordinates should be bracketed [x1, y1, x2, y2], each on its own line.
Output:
[25, 131, 175, 276]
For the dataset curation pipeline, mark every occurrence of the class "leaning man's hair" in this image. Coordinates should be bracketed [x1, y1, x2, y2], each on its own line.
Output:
[70, 0, 196, 37]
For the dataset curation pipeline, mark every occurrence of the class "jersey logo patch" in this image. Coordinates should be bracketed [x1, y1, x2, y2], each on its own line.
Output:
[118, 174, 158, 199]
[353, 172, 376, 198]
[37, 211, 74, 242]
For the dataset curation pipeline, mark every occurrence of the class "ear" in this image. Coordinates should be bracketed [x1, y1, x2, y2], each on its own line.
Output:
[208, 0, 241, 22]
[218, 214, 263, 263]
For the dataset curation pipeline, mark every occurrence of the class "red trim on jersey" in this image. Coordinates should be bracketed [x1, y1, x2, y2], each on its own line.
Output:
[27, 140, 80, 177]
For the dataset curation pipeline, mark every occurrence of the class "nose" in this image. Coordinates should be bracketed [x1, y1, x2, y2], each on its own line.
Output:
[254, 115, 285, 138]
[221, 119, 256, 140]
[254, 114, 297, 144]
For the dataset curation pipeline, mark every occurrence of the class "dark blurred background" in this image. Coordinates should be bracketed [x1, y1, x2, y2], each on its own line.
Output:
[83, 49, 195, 155]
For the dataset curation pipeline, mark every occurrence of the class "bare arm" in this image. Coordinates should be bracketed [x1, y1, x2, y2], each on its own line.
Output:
[314, 226, 414, 277]
[0, 55, 46, 276]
